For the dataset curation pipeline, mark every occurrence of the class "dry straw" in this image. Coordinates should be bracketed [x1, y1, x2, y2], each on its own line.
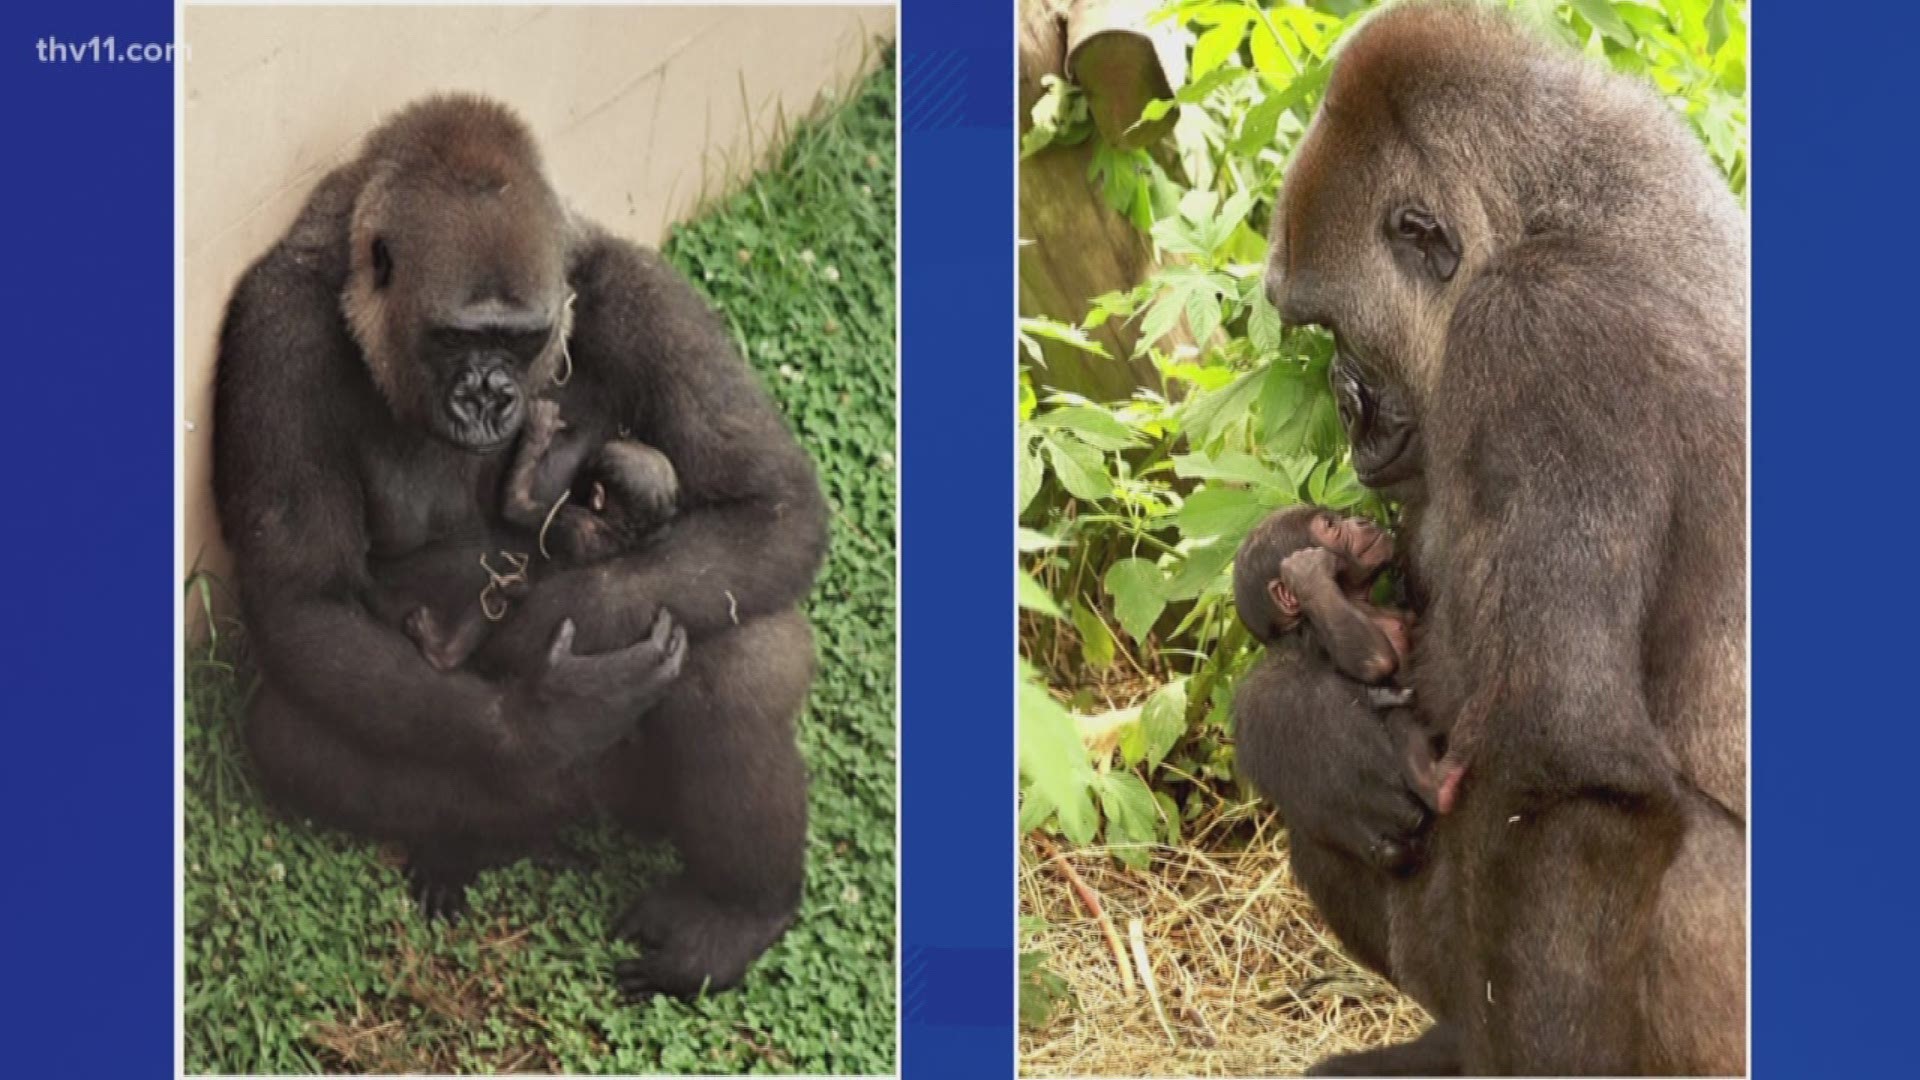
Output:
[1019, 808, 1430, 1077]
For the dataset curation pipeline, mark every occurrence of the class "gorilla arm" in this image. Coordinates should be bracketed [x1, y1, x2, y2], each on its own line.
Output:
[1416, 247, 1715, 1071]
[522, 233, 829, 638]
[213, 249, 662, 772]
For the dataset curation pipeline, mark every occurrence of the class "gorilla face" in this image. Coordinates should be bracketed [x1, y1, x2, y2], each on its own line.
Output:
[1331, 352, 1423, 498]
[418, 309, 557, 453]
[1264, 41, 1498, 503]
[343, 143, 573, 453]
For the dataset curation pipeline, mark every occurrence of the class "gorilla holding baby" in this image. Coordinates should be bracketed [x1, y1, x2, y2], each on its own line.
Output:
[1239, 1, 1747, 1073]
[212, 94, 828, 999]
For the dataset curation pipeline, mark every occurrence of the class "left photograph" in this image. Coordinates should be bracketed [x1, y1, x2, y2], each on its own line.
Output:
[180, 5, 897, 1074]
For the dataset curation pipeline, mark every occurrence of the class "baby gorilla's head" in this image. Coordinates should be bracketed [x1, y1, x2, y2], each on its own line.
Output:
[1232, 505, 1395, 644]
[551, 439, 680, 562]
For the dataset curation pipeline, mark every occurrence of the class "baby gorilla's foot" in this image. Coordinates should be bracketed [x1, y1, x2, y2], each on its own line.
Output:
[402, 607, 461, 672]
[611, 878, 796, 1000]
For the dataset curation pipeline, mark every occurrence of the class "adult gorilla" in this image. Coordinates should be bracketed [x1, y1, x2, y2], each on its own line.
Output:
[1245, 2, 1746, 1073]
[212, 94, 827, 999]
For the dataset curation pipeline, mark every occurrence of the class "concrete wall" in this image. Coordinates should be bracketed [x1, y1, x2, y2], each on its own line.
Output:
[182, 3, 895, 622]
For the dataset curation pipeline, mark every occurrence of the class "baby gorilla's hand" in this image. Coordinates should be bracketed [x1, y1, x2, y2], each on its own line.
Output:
[1279, 544, 1343, 594]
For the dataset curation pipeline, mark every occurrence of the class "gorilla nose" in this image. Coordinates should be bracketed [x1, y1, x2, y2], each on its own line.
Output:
[448, 360, 521, 426]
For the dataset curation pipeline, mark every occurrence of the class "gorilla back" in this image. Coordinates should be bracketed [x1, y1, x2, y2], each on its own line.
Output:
[211, 93, 828, 999]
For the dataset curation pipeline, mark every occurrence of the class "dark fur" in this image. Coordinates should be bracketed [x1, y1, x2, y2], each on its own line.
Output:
[212, 93, 828, 998]
[376, 397, 682, 674]
[1256, 2, 1746, 1072]
[500, 397, 680, 565]
[1232, 507, 1439, 876]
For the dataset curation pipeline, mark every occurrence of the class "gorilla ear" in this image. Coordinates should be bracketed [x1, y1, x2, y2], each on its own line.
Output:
[371, 237, 394, 290]
[1389, 206, 1460, 282]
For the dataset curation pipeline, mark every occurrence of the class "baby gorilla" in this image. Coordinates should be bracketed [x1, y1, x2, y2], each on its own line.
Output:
[372, 397, 681, 673]
[502, 398, 679, 564]
[1233, 506, 1448, 847]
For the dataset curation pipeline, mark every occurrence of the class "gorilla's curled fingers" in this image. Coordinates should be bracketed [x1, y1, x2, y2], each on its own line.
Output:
[524, 608, 687, 764]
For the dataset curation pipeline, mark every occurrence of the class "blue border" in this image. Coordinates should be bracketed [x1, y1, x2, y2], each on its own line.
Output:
[14, 0, 1919, 1075]
[899, 1, 1015, 1077]
[1751, 1, 1920, 1073]
[2, 0, 176, 1075]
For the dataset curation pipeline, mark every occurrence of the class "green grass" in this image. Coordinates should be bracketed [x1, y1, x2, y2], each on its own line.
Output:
[184, 56, 897, 1075]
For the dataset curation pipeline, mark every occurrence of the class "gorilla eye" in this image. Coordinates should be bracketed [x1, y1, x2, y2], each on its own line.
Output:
[1389, 206, 1460, 282]
[371, 238, 394, 290]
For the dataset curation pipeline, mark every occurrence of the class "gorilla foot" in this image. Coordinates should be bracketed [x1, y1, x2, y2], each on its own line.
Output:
[1307, 1022, 1462, 1076]
[612, 878, 797, 1000]
[404, 852, 481, 922]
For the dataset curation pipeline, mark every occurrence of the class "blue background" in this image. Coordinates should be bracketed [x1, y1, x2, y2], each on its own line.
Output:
[899, 2, 1015, 1076]
[4, 0, 1915, 1075]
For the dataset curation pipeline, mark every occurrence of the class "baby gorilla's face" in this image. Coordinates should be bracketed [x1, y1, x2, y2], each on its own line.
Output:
[1305, 511, 1395, 594]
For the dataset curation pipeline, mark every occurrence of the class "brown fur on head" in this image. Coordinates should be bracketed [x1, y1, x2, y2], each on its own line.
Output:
[1267, 0, 1743, 401]
[341, 94, 577, 439]
[1234, 505, 1395, 644]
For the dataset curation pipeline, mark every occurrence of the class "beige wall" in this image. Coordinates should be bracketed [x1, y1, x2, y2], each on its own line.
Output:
[183, 3, 895, 622]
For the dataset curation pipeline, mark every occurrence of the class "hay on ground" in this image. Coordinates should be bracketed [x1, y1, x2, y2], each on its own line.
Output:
[1019, 809, 1430, 1077]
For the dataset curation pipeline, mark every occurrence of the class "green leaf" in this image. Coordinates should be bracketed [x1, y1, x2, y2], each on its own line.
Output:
[1101, 770, 1158, 837]
[1018, 317, 1112, 359]
[1018, 569, 1065, 620]
[1042, 431, 1111, 501]
[1248, 19, 1298, 83]
[1319, 462, 1365, 509]
[1180, 366, 1263, 446]
[1162, 536, 1240, 602]
[1247, 294, 1283, 356]
[1257, 362, 1309, 443]
[1191, 22, 1249, 80]
[1571, 0, 1636, 47]
[1032, 405, 1136, 451]
[1261, 57, 1332, 122]
[1018, 673, 1099, 844]
[1104, 558, 1167, 645]
[1168, 485, 1274, 541]
[1177, 188, 1219, 224]
[1184, 284, 1221, 345]
[1018, 783, 1057, 835]
[1173, 65, 1244, 106]
[1154, 790, 1182, 846]
[1019, 950, 1072, 1029]
[1149, 214, 1206, 257]
[1071, 601, 1118, 671]
[1137, 289, 1187, 351]
[1139, 678, 1189, 769]
[1171, 448, 1290, 490]
[1705, 0, 1729, 56]
[1018, 441, 1044, 515]
[1016, 526, 1064, 553]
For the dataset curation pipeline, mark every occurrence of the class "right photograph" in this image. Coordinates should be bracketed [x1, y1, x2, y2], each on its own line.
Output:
[1016, 0, 1748, 1075]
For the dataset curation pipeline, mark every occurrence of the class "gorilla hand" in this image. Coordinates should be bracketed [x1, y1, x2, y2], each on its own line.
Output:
[527, 609, 687, 762]
[1235, 652, 1433, 874]
[1279, 544, 1343, 594]
[1268, 695, 1432, 874]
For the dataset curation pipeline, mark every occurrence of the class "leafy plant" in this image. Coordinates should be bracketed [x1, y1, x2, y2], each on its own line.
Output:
[1017, 0, 1748, 858]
